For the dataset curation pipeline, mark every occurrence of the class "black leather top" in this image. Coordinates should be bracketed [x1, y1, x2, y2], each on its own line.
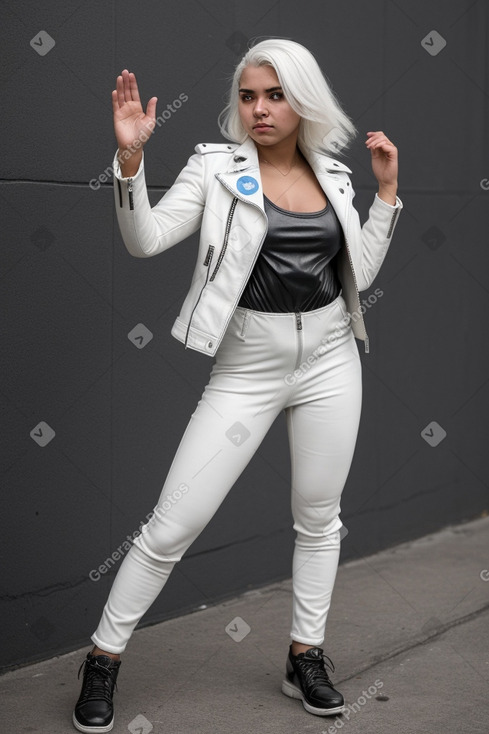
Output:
[238, 195, 343, 312]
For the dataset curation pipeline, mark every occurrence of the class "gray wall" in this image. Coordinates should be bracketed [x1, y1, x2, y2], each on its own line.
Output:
[1, 0, 488, 671]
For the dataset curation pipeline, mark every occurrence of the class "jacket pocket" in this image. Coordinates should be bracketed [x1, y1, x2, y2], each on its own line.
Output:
[209, 197, 238, 281]
[184, 245, 215, 348]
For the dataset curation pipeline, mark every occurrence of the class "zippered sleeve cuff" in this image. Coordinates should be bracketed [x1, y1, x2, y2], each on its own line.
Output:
[112, 148, 145, 181]
[373, 192, 403, 210]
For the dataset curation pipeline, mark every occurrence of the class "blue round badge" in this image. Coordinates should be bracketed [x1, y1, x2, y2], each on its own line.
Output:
[236, 176, 259, 195]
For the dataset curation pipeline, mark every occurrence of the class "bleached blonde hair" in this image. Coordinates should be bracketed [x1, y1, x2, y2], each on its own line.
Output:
[218, 38, 357, 155]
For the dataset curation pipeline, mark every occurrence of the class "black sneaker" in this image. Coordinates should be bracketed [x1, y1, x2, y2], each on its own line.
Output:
[281, 645, 345, 716]
[73, 653, 121, 733]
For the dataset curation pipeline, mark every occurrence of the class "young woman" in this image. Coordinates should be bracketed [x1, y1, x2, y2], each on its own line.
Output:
[73, 38, 402, 732]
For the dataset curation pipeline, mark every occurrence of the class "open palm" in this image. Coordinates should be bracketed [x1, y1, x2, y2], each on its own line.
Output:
[112, 69, 157, 151]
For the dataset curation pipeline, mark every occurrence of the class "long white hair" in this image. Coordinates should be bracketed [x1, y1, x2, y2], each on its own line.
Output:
[218, 38, 357, 156]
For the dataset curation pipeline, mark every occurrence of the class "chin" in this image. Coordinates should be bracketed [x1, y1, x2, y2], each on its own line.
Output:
[249, 133, 277, 146]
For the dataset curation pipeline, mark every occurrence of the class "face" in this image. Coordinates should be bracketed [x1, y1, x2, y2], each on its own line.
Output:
[238, 64, 301, 148]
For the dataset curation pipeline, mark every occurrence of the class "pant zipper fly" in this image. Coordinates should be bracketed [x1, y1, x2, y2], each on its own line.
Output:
[294, 312, 303, 371]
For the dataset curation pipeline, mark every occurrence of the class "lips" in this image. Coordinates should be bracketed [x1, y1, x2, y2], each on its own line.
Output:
[253, 124, 273, 130]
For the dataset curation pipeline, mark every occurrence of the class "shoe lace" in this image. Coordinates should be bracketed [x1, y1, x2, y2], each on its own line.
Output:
[77, 658, 118, 705]
[295, 652, 336, 691]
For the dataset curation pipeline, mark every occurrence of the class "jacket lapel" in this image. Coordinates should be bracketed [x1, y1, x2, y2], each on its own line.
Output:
[215, 138, 353, 227]
[300, 149, 353, 234]
[215, 138, 265, 209]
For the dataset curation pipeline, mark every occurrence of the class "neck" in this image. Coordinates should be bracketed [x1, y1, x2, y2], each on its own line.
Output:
[255, 133, 301, 169]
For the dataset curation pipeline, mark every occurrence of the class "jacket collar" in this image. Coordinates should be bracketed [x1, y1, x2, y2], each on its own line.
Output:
[225, 136, 352, 174]
[216, 136, 353, 222]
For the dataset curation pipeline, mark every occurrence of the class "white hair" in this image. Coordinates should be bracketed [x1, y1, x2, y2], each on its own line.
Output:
[218, 38, 357, 155]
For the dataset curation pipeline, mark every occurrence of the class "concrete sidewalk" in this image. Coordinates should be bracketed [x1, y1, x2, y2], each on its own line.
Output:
[2, 516, 488, 734]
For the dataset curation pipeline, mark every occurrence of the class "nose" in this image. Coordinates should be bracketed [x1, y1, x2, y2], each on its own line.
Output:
[253, 96, 269, 117]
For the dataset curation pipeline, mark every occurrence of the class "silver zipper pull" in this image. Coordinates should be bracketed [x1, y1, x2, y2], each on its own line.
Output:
[203, 245, 214, 266]
[127, 178, 134, 210]
[295, 312, 302, 330]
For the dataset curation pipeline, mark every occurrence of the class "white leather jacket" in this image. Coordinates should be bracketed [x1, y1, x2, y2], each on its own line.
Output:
[112, 137, 402, 356]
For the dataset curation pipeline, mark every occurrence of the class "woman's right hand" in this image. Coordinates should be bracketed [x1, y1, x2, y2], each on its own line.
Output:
[112, 69, 157, 156]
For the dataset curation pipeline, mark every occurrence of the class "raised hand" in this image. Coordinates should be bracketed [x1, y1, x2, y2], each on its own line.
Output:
[112, 69, 157, 154]
[365, 131, 398, 205]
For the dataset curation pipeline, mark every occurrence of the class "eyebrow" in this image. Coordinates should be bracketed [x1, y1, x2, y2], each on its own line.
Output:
[238, 86, 283, 94]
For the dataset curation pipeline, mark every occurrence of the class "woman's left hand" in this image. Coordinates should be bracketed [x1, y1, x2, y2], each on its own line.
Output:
[365, 131, 398, 204]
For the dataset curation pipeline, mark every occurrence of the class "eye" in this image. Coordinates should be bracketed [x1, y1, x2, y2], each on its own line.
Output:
[240, 94, 253, 102]
[270, 92, 283, 100]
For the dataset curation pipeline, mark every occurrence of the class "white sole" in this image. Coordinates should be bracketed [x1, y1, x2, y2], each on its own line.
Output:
[281, 678, 345, 716]
[72, 711, 114, 733]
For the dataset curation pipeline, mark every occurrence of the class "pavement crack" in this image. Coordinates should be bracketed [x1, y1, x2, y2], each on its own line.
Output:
[337, 601, 489, 684]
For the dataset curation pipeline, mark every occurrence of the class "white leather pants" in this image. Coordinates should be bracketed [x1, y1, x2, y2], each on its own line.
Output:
[92, 293, 362, 653]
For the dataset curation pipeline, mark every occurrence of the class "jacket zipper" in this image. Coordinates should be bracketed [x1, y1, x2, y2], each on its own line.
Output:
[294, 312, 303, 371]
[127, 178, 134, 211]
[213, 177, 269, 342]
[209, 197, 238, 281]
[184, 191, 238, 346]
[187, 174, 268, 354]
[386, 207, 400, 239]
[343, 231, 369, 354]
[184, 245, 215, 348]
